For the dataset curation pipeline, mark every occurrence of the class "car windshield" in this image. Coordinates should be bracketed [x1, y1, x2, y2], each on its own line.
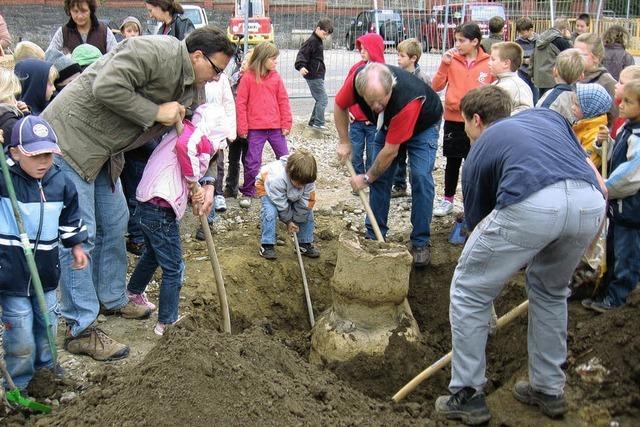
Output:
[183, 8, 202, 25]
[471, 5, 505, 21]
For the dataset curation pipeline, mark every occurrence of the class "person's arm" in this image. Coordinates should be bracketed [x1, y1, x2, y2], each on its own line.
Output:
[105, 27, 118, 51]
[46, 27, 64, 53]
[0, 15, 12, 50]
[334, 72, 357, 164]
[606, 134, 640, 199]
[294, 39, 311, 73]
[235, 74, 249, 137]
[91, 43, 172, 128]
[59, 176, 89, 248]
[291, 182, 316, 222]
[431, 56, 451, 92]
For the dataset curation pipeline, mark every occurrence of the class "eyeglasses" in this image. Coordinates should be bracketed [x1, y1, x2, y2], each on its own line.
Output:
[203, 54, 223, 75]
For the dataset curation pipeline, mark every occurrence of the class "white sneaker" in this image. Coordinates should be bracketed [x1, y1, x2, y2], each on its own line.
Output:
[433, 199, 454, 217]
[238, 197, 251, 208]
[214, 195, 227, 212]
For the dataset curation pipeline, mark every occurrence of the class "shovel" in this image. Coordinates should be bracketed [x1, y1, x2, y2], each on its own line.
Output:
[293, 233, 315, 328]
[0, 358, 51, 413]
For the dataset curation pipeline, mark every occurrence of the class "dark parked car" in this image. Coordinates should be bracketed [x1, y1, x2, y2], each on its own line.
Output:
[346, 9, 406, 51]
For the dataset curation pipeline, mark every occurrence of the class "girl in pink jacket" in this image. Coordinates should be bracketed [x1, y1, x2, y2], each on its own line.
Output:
[235, 42, 292, 206]
[127, 104, 227, 335]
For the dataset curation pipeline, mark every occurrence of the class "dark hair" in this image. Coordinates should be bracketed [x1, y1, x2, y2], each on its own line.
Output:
[488, 16, 505, 34]
[577, 13, 591, 25]
[64, 0, 97, 17]
[461, 86, 512, 126]
[455, 22, 482, 45]
[145, 0, 184, 15]
[515, 16, 533, 32]
[185, 26, 236, 57]
[317, 17, 333, 34]
[286, 149, 317, 184]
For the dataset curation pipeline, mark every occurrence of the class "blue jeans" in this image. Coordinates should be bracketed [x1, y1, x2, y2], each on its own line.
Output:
[393, 144, 408, 188]
[127, 202, 184, 324]
[449, 180, 604, 395]
[350, 121, 377, 175]
[366, 123, 440, 248]
[121, 155, 147, 245]
[306, 78, 328, 127]
[260, 196, 314, 245]
[54, 157, 129, 336]
[1, 291, 58, 390]
[603, 223, 640, 306]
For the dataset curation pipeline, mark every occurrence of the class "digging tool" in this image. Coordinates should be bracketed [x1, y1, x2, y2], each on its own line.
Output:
[176, 120, 231, 334]
[293, 233, 315, 328]
[0, 359, 51, 414]
[0, 133, 57, 363]
[593, 134, 609, 296]
[191, 182, 231, 334]
[392, 300, 529, 403]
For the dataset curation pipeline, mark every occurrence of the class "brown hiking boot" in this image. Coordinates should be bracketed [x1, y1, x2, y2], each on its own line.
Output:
[102, 300, 152, 319]
[64, 325, 130, 361]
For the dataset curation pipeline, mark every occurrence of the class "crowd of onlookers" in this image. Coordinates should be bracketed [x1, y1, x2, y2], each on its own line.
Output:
[0, 3, 639, 423]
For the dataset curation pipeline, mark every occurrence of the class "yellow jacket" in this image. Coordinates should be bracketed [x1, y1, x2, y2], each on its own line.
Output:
[573, 114, 608, 170]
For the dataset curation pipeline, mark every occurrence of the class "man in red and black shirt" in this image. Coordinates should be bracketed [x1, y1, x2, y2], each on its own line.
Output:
[334, 62, 443, 266]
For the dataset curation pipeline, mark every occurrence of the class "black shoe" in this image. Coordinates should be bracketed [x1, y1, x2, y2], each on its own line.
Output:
[391, 185, 407, 198]
[126, 240, 145, 256]
[196, 223, 215, 241]
[513, 381, 567, 418]
[411, 244, 431, 267]
[260, 244, 277, 260]
[435, 387, 491, 425]
[298, 242, 320, 258]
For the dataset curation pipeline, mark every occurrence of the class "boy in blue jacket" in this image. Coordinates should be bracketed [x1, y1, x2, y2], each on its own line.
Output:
[0, 116, 88, 390]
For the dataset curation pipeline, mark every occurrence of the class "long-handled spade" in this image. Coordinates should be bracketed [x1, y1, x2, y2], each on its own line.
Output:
[293, 232, 315, 328]
[0, 133, 52, 413]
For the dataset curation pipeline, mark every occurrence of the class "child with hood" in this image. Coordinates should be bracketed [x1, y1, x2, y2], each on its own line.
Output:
[572, 83, 613, 170]
[13, 59, 57, 115]
[347, 33, 385, 177]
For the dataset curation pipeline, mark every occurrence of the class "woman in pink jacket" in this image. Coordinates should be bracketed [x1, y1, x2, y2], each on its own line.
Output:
[236, 42, 292, 207]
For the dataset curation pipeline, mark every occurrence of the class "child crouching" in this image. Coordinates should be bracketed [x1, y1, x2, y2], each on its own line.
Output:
[1, 116, 88, 390]
[256, 150, 319, 260]
[128, 104, 227, 335]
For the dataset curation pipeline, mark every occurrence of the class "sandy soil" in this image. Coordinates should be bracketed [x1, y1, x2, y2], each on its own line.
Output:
[1, 120, 638, 427]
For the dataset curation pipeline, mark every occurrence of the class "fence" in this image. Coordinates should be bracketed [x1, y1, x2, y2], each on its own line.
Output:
[225, 0, 639, 99]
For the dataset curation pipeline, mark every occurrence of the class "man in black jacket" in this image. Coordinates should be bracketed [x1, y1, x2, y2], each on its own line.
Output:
[295, 18, 333, 132]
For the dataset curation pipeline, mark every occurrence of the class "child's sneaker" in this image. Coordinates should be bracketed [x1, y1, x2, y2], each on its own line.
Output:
[127, 290, 156, 311]
[260, 244, 277, 260]
[434, 199, 454, 216]
[214, 195, 227, 212]
[298, 242, 320, 258]
[154, 316, 184, 336]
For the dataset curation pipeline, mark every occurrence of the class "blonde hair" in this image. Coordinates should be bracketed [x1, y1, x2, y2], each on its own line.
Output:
[286, 149, 317, 184]
[248, 42, 279, 82]
[554, 48, 585, 85]
[575, 33, 605, 63]
[48, 66, 59, 85]
[491, 42, 523, 71]
[620, 65, 640, 81]
[240, 48, 254, 72]
[397, 38, 422, 63]
[623, 80, 640, 104]
[14, 41, 46, 61]
[0, 68, 22, 104]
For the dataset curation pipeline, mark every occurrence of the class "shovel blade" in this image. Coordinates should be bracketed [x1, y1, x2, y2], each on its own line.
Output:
[448, 220, 467, 245]
[6, 389, 52, 413]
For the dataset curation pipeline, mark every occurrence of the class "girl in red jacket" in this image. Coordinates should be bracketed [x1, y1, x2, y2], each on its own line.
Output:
[431, 22, 493, 217]
[236, 42, 292, 206]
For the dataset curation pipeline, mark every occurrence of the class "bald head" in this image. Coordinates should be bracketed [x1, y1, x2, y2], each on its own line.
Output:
[355, 62, 396, 113]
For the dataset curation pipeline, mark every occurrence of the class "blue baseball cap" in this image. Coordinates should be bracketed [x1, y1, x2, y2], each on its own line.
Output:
[10, 116, 61, 156]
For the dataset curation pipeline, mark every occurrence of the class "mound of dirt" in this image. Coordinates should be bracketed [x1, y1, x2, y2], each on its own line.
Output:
[39, 319, 427, 426]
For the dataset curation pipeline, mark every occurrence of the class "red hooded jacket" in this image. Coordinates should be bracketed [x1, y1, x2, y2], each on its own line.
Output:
[236, 69, 292, 136]
[347, 33, 385, 122]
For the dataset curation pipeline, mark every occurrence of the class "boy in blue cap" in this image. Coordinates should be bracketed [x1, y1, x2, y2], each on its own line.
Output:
[0, 116, 88, 390]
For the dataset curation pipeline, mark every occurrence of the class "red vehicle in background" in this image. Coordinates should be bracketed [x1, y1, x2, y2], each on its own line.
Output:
[227, 0, 274, 45]
[420, 1, 508, 52]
